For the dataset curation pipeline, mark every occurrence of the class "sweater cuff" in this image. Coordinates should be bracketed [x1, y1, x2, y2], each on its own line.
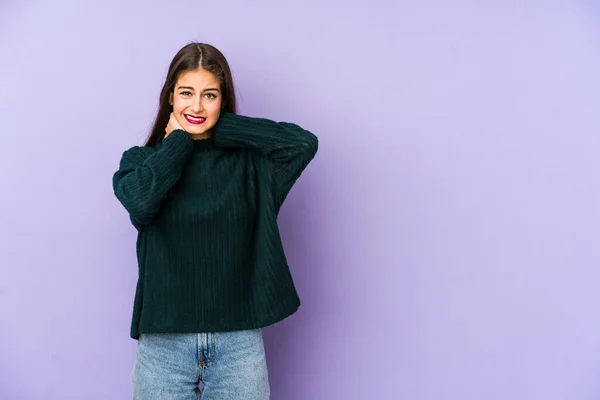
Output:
[162, 129, 193, 156]
[213, 112, 278, 145]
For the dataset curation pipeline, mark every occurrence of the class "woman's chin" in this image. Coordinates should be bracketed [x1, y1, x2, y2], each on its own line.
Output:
[184, 125, 206, 134]
[188, 127, 214, 138]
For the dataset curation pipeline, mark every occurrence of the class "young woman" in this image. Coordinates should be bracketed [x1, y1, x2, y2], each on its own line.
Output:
[112, 42, 318, 399]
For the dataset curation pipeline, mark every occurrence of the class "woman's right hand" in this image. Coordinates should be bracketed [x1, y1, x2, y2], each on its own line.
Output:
[165, 112, 185, 138]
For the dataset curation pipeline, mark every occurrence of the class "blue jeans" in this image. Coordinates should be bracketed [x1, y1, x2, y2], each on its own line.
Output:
[131, 329, 270, 399]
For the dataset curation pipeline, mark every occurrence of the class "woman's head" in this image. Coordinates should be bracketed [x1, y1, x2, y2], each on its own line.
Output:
[145, 42, 237, 146]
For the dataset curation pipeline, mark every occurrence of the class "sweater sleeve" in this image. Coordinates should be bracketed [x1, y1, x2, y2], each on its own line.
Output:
[112, 129, 193, 226]
[213, 112, 319, 207]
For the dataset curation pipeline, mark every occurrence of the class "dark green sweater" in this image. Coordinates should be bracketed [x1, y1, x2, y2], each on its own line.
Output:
[113, 112, 318, 339]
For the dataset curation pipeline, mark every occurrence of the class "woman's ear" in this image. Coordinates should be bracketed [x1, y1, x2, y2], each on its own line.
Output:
[168, 92, 173, 106]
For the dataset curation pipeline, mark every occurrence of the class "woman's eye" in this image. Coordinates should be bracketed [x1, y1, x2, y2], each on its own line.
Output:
[180, 91, 192, 97]
[204, 93, 217, 99]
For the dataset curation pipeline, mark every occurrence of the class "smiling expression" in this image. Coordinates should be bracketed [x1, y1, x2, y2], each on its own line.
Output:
[169, 68, 223, 139]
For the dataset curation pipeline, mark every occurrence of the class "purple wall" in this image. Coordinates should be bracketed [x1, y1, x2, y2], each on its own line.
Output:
[1, 1, 600, 399]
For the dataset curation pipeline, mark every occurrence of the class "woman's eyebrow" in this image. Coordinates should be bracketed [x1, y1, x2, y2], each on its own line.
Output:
[176, 86, 220, 92]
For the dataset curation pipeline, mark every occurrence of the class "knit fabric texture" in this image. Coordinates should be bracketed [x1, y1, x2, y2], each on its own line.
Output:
[113, 112, 318, 339]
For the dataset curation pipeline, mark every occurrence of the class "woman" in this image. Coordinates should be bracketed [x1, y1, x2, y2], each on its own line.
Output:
[112, 42, 318, 399]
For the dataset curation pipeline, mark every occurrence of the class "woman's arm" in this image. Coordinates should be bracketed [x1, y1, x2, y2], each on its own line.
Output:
[213, 112, 319, 207]
[112, 130, 193, 226]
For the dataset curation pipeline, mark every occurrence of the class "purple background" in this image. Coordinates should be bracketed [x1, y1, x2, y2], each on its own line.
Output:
[2, 1, 600, 399]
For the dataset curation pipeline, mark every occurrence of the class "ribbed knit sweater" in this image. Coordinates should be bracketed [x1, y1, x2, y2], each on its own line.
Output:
[112, 112, 318, 339]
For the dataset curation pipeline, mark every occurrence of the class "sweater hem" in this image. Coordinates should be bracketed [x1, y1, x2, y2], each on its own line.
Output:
[130, 293, 300, 340]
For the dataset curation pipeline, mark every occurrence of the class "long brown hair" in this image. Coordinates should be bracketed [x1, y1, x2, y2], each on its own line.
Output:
[144, 42, 237, 146]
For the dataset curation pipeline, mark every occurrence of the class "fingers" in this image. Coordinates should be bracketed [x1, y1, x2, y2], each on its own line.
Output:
[170, 113, 185, 132]
[165, 113, 175, 137]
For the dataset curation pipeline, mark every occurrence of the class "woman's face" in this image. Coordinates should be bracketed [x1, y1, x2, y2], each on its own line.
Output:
[169, 68, 223, 138]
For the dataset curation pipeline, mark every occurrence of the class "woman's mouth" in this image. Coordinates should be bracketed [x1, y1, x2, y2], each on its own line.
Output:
[184, 114, 206, 125]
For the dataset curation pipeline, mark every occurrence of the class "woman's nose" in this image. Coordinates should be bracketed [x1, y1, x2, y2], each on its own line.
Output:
[191, 97, 203, 112]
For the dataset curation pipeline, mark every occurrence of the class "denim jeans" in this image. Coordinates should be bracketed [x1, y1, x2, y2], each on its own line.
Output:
[131, 328, 270, 399]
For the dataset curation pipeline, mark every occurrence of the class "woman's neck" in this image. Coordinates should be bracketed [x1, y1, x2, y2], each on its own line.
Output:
[190, 130, 213, 140]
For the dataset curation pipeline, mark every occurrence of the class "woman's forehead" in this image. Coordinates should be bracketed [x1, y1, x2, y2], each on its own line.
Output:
[176, 69, 219, 89]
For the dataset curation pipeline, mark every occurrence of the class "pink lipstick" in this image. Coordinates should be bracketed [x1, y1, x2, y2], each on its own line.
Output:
[184, 114, 206, 125]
